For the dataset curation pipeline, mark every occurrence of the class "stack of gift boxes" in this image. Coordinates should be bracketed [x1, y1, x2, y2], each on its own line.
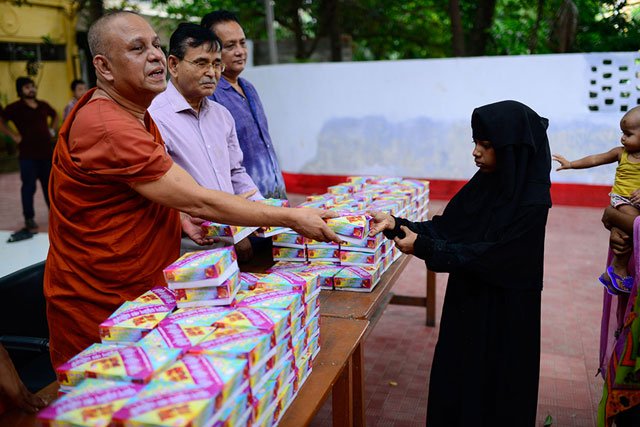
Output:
[38, 177, 428, 426]
[271, 176, 429, 292]
[40, 245, 321, 427]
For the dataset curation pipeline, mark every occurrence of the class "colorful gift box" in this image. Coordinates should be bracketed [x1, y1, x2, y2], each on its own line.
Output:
[159, 306, 232, 327]
[213, 307, 290, 347]
[235, 287, 303, 326]
[163, 247, 238, 286]
[271, 232, 305, 248]
[252, 378, 278, 427]
[156, 354, 248, 410]
[111, 381, 218, 427]
[189, 327, 273, 380]
[339, 249, 381, 266]
[340, 233, 383, 253]
[99, 301, 171, 344]
[57, 345, 181, 388]
[37, 379, 142, 427]
[200, 221, 258, 244]
[137, 323, 215, 350]
[333, 265, 380, 289]
[272, 246, 306, 262]
[56, 344, 121, 389]
[325, 215, 370, 245]
[306, 247, 340, 262]
[256, 271, 319, 305]
[174, 272, 240, 308]
[133, 286, 177, 310]
[239, 271, 267, 291]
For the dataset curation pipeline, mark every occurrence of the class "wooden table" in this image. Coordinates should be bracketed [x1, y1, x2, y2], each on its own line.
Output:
[278, 317, 368, 427]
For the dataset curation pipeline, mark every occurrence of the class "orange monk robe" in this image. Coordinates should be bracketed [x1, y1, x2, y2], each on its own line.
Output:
[45, 88, 181, 368]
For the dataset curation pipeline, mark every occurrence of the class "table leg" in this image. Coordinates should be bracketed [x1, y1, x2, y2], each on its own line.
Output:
[332, 357, 353, 427]
[352, 342, 365, 427]
[426, 269, 436, 326]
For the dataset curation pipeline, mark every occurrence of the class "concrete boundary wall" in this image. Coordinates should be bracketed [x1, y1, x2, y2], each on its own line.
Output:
[242, 52, 640, 188]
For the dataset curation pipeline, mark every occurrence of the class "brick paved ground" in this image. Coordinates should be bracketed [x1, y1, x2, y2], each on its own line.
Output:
[0, 171, 608, 426]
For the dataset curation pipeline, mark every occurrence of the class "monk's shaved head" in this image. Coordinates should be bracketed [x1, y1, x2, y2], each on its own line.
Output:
[88, 11, 139, 57]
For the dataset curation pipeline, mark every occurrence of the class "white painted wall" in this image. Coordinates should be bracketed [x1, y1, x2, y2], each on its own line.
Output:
[242, 51, 640, 186]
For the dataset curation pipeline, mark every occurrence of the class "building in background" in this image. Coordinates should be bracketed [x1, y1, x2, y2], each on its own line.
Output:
[0, 0, 78, 114]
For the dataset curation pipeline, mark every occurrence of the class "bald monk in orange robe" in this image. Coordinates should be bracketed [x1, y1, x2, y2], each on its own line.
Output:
[45, 11, 341, 368]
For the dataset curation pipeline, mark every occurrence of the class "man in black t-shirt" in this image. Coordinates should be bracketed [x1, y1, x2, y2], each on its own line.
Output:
[2, 77, 59, 230]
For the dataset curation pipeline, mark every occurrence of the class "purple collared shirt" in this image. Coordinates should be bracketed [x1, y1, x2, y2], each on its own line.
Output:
[210, 77, 287, 199]
[149, 80, 261, 199]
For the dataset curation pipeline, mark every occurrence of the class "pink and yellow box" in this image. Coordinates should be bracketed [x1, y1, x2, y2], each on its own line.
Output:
[325, 215, 370, 245]
[257, 271, 319, 305]
[339, 249, 381, 266]
[300, 265, 342, 290]
[266, 262, 310, 273]
[99, 302, 172, 344]
[111, 381, 218, 427]
[56, 345, 181, 389]
[271, 232, 304, 248]
[272, 246, 306, 262]
[134, 287, 176, 310]
[294, 353, 313, 392]
[159, 306, 231, 327]
[235, 287, 303, 326]
[252, 378, 278, 427]
[213, 307, 290, 347]
[341, 233, 383, 253]
[274, 379, 296, 425]
[239, 272, 266, 291]
[137, 323, 215, 350]
[56, 344, 121, 389]
[305, 247, 340, 262]
[200, 221, 258, 244]
[37, 379, 142, 427]
[333, 265, 380, 289]
[163, 248, 238, 286]
[173, 273, 240, 308]
[189, 327, 273, 383]
[157, 354, 248, 410]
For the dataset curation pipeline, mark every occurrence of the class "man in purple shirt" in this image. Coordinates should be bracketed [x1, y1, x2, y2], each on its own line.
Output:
[202, 10, 287, 200]
[149, 23, 261, 258]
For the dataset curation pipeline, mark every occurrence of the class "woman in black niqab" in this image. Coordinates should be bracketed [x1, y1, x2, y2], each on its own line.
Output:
[371, 100, 551, 426]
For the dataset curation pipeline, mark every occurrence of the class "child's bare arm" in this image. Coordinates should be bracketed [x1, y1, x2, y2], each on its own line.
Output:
[552, 147, 622, 171]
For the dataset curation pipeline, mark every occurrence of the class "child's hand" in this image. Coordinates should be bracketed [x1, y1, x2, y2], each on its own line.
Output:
[552, 154, 571, 171]
[368, 211, 395, 236]
[393, 226, 417, 254]
[630, 189, 640, 205]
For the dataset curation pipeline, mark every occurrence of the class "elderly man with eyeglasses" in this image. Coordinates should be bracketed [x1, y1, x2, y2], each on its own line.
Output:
[149, 23, 261, 257]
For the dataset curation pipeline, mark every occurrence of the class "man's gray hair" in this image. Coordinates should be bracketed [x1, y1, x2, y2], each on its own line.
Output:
[88, 11, 140, 57]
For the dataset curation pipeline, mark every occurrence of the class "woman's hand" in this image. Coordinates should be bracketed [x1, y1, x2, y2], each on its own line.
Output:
[393, 226, 417, 254]
[368, 211, 396, 236]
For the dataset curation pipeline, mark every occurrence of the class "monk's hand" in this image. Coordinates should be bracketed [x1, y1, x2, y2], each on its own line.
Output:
[393, 226, 417, 255]
[234, 238, 253, 262]
[289, 208, 342, 244]
[238, 189, 258, 199]
[180, 213, 215, 246]
[610, 226, 632, 256]
[367, 211, 395, 236]
[0, 345, 46, 413]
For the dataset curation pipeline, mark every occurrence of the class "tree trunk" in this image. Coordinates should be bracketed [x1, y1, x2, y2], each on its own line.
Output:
[550, 0, 577, 53]
[468, 0, 497, 56]
[449, 0, 465, 56]
[528, 0, 545, 53]
[326, 0, 342, 61]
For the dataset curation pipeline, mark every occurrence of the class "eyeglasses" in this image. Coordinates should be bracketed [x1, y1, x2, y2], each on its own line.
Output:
[183, 59, 225, 72]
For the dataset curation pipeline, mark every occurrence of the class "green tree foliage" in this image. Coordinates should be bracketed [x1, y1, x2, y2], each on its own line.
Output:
[150, 0, 640, 61]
